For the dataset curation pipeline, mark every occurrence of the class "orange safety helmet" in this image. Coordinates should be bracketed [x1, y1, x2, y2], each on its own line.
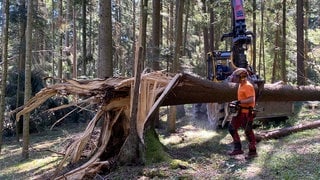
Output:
[233, 68, 248, 77]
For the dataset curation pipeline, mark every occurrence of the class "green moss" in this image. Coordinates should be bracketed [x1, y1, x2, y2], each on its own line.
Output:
[145, 129, 171, 165]
[169, 159, 189, 169]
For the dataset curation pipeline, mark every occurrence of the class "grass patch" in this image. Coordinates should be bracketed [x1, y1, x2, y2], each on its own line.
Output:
[0, 123, 85, 180]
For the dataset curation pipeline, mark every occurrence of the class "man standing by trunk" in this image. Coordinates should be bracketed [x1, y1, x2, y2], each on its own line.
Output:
[228, 68, 257, 159]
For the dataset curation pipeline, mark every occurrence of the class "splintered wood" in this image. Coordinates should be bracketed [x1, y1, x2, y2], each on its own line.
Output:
[15, 71, 175, 179]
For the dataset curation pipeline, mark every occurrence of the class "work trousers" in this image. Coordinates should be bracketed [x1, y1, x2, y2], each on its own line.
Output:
[228, 112, 256, 151]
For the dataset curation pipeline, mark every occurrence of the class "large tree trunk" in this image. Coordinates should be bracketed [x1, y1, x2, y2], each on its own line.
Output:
[22, 0, 33, 159]
[72, 5, 77, 78]
[258, 0, 265, 78]
[117, 47, 145, 165]
[161, 73, 320, 105]
[58, 0, 63, 80]
[16, 0, 27, 142]
[152, 0, 161, 71]
[168, 0, 184, 133]
[138, 0, 148, 68]
[0, 0, 9, 153]
[97, 0, 113, 78]
[201, 0, 209, 55]
[252, 0, 257, 71]
[296, 0, 305, 85]
[281, 0, 287, 82]
[81, 0, 87, 76]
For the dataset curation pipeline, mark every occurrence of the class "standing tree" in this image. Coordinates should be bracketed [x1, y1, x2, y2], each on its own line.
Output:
[57, 0, 63, 79]
[117, 0, 150, 165]
[151, 0, 161, 127]
[64, 0, 72, 79]
[82, 0, 87, 76]
[97, 0, 113, 78]
[168, 0, 184, 133]
[296, 0, 305, 85]
[209, 3, 215, 52]
[51, 0, 56, 80]
[183, 0, 190, 56]
[138, 0, 148, 68]
[252, 0, 257, 71]
[16, 0, 27, 141]
[152, 0, 161, 71]
[72, 3, 77, 78]
[22, 0, 33, 159]
[132, 0, 137, 76]
[202, 0, 209, 55]
[272, 9, 280, 82]
[0, 0, 9, 153]
[258, 0, 265, 79]
[281, 0, 287, 83]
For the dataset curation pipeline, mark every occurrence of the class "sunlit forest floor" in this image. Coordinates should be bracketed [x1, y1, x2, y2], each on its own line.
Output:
[1, 102, 320, 179]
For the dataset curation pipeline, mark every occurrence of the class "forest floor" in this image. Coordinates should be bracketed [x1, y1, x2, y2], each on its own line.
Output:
[1, 103, 320, 179]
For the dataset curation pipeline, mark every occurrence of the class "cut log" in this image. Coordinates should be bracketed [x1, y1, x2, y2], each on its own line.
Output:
[255, 120, 320, 142]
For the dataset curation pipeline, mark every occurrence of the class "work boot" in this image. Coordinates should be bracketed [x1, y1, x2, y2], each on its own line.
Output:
[245, 150, 258, 159]
[228, 149, 244, 156]
[228, 142, 243, 156]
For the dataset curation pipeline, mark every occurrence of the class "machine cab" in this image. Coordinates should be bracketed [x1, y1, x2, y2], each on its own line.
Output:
[207, 51, 233, 81]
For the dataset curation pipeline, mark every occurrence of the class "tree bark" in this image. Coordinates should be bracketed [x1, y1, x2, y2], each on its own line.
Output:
[152, 0, 161, 71]
[22, 0, 33, 159]
[98, 0, 113, 78]
[138, 0, 148, 68]
[161, 73, 320, 106]
[16, 0, 27, 142]
[81, 0, 87, 76]
[272, 11, 280, 83]
[0, 0, 9, 153]
[256, 120, 320, 142]
[281, 0, 287, 82]
[72, 5, 77, 78]
[296, 0, 305, 85]
[168, 0, 184, 133]
[118, 47, 145, 165]
[58, 0, 63, 79]
[252, 0, 257, 71]
[258, 0, 265, 78]
[201, 0, 209, 55]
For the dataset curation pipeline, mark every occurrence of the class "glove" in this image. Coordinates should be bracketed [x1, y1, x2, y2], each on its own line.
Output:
[231, 100, 240, 105]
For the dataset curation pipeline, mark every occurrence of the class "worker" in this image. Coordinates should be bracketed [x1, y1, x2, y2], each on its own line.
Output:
[228, 68, 257, 159]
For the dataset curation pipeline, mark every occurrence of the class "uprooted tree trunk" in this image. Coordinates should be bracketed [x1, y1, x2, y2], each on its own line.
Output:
[15, 71, 320, 179]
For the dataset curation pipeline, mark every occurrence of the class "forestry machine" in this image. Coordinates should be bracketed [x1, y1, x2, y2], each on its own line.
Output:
[207, 0, 261, 83]
[206, 0, 262, 127]
[206, 0, 293, 127]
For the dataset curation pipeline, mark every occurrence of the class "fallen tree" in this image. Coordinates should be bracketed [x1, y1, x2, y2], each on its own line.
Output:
[255, 120, 320, 142]
[15, 71, 320, 179]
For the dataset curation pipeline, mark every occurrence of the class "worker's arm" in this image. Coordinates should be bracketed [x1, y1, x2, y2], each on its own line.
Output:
[239, 96, 254, 104]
